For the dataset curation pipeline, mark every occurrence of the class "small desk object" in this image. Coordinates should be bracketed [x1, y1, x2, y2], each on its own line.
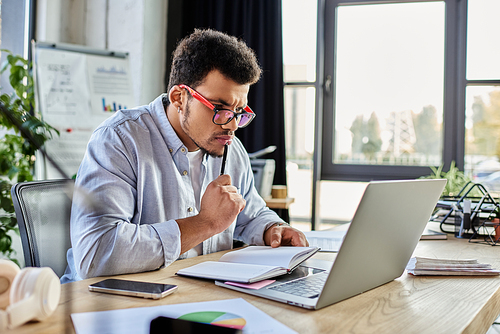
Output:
[6, 236, 500, 333]
[264, 197, 295, 210]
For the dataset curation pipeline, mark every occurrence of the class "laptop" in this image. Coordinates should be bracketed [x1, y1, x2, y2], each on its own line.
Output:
[216, 179, 446, 310]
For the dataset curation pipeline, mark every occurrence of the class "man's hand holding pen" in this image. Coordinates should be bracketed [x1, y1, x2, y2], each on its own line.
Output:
[176, 173, 245, 254]
[199, 174, 245, 235]
[194, 143, 243, 236]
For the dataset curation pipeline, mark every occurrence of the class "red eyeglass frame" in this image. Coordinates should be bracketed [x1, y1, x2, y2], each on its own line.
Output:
[178, 84, 255, 127]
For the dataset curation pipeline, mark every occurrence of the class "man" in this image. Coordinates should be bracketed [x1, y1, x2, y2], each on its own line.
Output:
[62, 29, 307, 283]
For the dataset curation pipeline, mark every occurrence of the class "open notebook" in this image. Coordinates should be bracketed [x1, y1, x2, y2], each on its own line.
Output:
[177, 246, 319, 283]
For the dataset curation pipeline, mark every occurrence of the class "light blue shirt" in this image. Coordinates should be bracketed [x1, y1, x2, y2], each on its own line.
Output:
[61, 95, 283, 282]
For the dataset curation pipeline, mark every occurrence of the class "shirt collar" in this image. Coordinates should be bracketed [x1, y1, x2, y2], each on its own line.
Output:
[149, 94, 186, 155]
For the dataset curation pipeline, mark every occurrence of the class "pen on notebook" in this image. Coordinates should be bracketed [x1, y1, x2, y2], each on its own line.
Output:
[220, 143, 228, 175]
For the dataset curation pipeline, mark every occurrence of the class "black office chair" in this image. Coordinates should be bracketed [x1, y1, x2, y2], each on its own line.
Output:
[11, 179, 74, 277]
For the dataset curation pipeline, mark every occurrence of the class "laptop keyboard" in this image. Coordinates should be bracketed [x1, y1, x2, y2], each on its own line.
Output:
[268, 272, 328, 298]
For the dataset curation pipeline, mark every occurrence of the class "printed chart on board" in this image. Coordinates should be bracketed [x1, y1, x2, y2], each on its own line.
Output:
[34, 43, 135, 179]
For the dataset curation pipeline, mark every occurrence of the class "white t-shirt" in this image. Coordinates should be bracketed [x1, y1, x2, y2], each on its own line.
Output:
[185, 149, 204, 257]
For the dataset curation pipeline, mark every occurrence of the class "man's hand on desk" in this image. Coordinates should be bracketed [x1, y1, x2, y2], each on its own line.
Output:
[264, 224, 309, 248]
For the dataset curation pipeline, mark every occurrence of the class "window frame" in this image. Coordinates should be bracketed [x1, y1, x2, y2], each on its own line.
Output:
[0, 0, 35, 94]
[317, 0, 466, 181]
[463, 0, 500, 168]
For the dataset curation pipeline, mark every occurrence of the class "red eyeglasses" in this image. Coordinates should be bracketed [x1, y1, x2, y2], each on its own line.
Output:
[179, 84, 256, 128]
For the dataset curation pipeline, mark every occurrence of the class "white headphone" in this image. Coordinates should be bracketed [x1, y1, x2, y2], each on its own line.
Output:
[0, 259, 61, 330]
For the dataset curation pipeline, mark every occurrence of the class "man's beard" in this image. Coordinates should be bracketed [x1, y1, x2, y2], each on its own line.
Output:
[181, 103, 227, 158]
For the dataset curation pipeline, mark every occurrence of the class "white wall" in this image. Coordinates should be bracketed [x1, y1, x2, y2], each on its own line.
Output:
[35, 0, 168, 106]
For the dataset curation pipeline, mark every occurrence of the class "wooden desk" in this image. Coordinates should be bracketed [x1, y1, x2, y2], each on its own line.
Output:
[7, 237, 500, 334]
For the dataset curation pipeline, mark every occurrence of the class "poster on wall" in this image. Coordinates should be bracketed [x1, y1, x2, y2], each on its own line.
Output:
[33, 42, 135, 179]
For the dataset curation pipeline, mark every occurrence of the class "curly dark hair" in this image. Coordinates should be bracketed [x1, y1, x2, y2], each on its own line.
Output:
[165, 29, 262, 105]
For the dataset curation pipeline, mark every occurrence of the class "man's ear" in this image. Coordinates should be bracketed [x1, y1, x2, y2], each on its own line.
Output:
[168, 85, 184, 108]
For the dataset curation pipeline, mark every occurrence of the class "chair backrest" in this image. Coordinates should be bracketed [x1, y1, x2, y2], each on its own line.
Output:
[11, 179, 74, 277]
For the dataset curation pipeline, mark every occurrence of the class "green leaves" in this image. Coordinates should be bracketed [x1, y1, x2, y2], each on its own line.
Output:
[0, 222, 19, 266]
[1, 49, 34, 113]
[0, 179, 15, 213]
[0, 49, 58, 262]
[421, 161, 476, 197]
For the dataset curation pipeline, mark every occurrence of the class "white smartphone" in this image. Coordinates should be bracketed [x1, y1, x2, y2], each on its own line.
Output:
[89, 279, 178, 299]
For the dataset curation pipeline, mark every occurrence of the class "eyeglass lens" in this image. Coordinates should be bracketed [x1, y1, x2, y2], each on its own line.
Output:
[214, 110, 253, 127]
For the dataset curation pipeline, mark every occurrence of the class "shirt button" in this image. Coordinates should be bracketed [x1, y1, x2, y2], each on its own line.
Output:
[169, 148, 173, 153]
[187, 207, 193, 212]
[181, 147, 186, 153]
[182, 170, 188, 176]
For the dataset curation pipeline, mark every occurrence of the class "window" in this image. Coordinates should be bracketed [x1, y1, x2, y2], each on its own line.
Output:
[464, 0, 500, 193]
[320, 0, 499, 184]
[284, 0, 500, 229]
[0, 0, 32, 139]
[282, 0, 317, 229]
[0, 0, 32, 94]
[334, 2, 445, 168]
[321, 0, 454, 181]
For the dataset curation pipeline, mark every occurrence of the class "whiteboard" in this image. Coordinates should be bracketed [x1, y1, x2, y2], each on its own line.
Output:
[33, 42, 135, 179]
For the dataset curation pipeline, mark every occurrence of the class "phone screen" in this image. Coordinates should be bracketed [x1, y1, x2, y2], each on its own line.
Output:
[89, 279, 177, 299]
[150, 316, 242, 334]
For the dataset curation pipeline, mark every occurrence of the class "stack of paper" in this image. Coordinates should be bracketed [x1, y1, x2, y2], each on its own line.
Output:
[406, 257, 500, 276]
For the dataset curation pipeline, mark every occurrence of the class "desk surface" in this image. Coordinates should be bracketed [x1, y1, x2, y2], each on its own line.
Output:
[7, 235, 500, 334]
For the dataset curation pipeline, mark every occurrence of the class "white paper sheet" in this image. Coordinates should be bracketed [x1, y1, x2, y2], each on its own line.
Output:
[36, 49, 90, 117]
[71, 298, 296, 334]
[303, 230, 347, 252]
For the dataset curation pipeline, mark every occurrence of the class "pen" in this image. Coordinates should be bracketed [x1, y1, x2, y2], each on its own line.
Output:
[220, 144, 228, 175]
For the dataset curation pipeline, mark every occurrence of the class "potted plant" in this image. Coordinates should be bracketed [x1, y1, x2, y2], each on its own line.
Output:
[420, 161, 477, 197]
[0, 50, 58, 264]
